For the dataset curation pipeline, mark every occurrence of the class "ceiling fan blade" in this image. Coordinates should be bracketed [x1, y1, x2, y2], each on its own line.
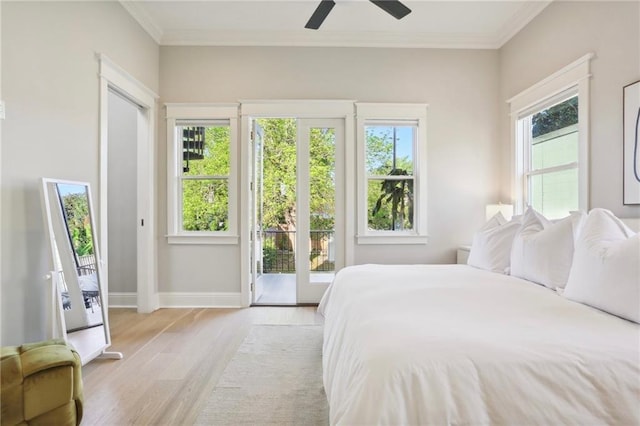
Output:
[369, 0, 412, 20]
[305, 0, 336, 30]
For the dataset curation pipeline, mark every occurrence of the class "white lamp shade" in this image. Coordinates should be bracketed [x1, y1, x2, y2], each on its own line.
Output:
[486, 203, 514, 221]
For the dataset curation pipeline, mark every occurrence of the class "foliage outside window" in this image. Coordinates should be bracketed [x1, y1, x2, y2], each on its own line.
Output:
[166, 104, 238, 244]
[365, 125, 415, 231]
[255, 118, 337, 273]
[257, 119, 336, 232]
[180, 124, 230, 231]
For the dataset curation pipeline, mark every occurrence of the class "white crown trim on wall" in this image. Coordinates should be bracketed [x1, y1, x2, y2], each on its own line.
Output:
[119, 0, 164, 44]
[120, 3, 551, 49]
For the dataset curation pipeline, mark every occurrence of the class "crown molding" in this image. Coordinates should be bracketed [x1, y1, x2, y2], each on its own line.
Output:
[122, 1, 551, 49]
[495, 1, 552, 48]
[160, 29, 501, 49]
[119, 0, 164, 44]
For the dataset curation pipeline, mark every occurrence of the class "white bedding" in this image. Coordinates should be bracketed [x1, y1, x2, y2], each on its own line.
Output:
[319, 264, 640, 425]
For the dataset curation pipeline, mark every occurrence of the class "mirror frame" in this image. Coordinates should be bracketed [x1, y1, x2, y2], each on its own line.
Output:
[40, 177, 122, 364]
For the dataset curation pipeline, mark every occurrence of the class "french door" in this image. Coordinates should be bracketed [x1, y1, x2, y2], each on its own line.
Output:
[297, 118, 344, 303]
[250, 118, 344, 304]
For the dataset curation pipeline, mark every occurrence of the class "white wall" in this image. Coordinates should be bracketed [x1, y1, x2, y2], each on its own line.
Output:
[159, 47, 501, 294]
[499, 1, 640, 218]
[1, 1, 159, 345]
[107, 90, 138, 294]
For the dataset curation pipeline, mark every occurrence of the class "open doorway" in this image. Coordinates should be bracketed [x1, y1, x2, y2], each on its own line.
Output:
[107, 89, 139, 302]
[98, 55, 158, 313]
[251, 118, 342, 305]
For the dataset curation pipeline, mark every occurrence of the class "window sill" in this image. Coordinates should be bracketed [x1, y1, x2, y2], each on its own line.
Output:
[167, 234, 239, 245]
[356, 234, 429, 245]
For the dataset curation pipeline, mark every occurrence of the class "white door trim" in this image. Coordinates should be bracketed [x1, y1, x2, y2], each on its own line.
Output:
[98, 53, 159, 313]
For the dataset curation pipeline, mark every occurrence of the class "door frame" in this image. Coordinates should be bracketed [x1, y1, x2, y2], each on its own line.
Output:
[240, 100, 356, 307]
[98, 54, 159, 313]
[250, 120, 265, 304]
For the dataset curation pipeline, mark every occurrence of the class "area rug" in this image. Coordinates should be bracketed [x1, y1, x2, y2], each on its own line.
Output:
[195, 325, 329, 425]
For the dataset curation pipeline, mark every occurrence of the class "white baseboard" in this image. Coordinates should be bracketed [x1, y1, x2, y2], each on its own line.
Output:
[158, 292, 243, 308]
[108, 292, 137, 308]
[108, 292, 243, 308]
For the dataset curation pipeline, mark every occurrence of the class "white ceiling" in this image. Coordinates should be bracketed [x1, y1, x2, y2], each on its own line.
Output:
[120, 0, 552, 49]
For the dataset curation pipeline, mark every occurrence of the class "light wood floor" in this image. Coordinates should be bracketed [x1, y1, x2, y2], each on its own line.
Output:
[82, 307, 324, 425]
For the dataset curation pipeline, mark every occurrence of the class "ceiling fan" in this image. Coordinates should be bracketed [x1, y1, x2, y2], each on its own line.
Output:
[305, 0, 412, 30]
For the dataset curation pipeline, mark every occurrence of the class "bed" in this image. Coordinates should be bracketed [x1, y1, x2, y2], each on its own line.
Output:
[319, 264, 640, 425]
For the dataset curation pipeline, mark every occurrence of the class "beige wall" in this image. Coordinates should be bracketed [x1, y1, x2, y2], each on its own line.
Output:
[159, 46, 501, 293]
[1, 1, 159, 345]
[499, 1, 640, 218]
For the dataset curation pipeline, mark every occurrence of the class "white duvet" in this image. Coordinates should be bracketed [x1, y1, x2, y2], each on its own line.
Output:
[319, 264, 640, 425]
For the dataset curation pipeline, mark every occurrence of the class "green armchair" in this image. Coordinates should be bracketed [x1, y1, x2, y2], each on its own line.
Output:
[1, 339, 83, 425]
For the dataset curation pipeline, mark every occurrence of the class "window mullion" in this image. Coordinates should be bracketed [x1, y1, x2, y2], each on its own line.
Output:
[367, 175, 415, 180]
[181, 175, 230, 180]
[526, 162, 578, 177]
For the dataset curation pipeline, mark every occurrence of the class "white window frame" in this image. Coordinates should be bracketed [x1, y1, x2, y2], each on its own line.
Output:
[508, 53, 593, 215]
[166, 103, 239, 245]
[356, 103, 428, 244]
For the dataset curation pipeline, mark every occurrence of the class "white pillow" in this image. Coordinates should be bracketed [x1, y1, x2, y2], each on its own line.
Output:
[467, 212, 521, 274]
[563, 209, 640, 323]
[510, 207, 586, 289]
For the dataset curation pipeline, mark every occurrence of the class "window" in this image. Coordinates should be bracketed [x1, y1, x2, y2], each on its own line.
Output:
[365, 124, 416, 231]
[180, 123, 230, 231]
[518, 94, 579, 219]
[166, 104, 239, 244]
[509, 54, 592, 220]
[356, 103, 428, 244]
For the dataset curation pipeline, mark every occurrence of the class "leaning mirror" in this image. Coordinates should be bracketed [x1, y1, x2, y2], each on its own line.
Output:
[40, 178, 122, 365]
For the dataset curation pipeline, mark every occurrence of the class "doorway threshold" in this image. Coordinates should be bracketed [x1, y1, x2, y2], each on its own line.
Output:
[254, 273, 296, 305]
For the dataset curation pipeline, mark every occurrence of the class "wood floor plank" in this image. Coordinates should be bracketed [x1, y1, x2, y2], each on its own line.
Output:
[81, 306, 322, 425]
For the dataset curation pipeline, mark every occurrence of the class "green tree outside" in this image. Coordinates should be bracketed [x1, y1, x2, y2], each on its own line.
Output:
[59, 192, 93, 256]
[365, 127, 414, 231]
[181, 126, 230, 231]
[532, 96, 578, 138]
[257, 119, 336, 233]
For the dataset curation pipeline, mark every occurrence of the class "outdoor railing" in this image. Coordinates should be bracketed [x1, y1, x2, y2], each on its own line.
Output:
[262, 230, 334, 273]
[77, 254, 96, 276]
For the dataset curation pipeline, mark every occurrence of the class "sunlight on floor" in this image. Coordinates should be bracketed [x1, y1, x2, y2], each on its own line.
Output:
[255, 273, 335, 304]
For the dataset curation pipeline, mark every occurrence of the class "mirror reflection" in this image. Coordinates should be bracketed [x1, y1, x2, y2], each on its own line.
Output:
[54, 183, 104, 330]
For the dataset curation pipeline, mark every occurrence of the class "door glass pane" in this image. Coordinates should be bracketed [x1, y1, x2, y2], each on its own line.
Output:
[257, 118, 297, 274]
[529, 168, 578, 220]
[253, 118, 297, 305]
[182, 179, 228, 231]
[309, 127, 336, 278]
